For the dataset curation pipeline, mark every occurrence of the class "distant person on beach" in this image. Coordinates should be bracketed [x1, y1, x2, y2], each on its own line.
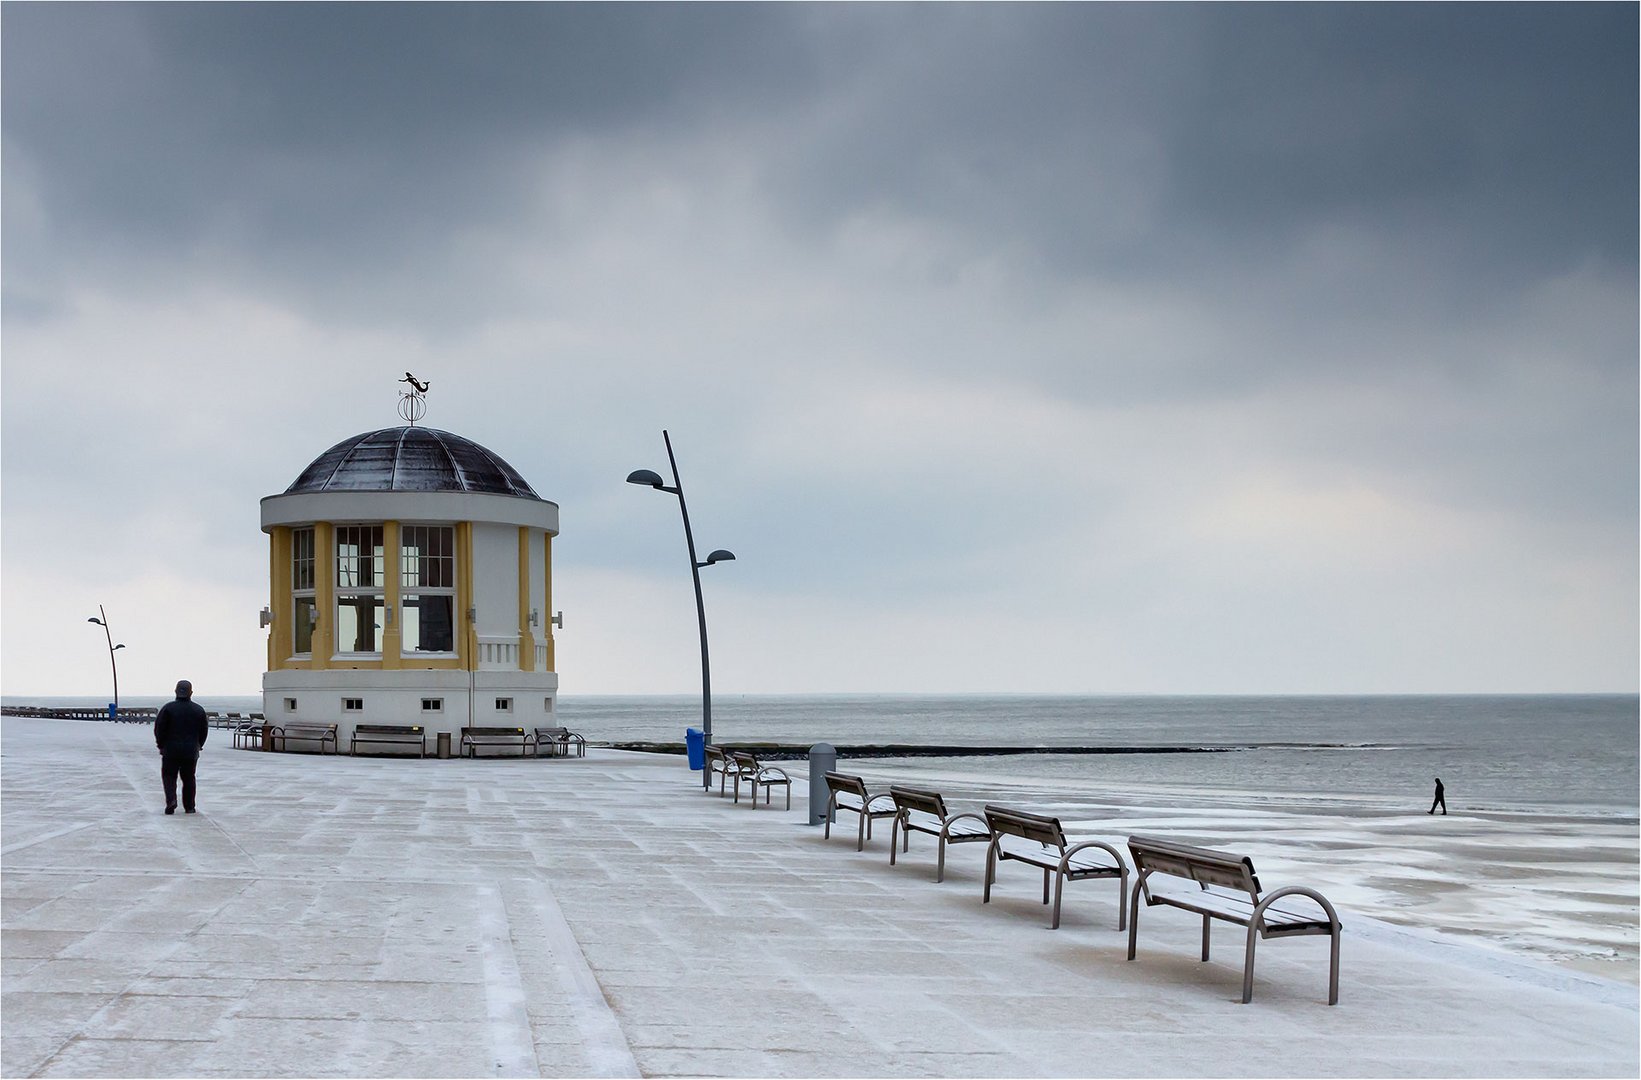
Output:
[154, 680, 209, 815]
[1428, 777, 1446, 815]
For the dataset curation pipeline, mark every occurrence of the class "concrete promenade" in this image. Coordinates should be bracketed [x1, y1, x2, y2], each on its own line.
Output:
[2, 716, 1636, 1078]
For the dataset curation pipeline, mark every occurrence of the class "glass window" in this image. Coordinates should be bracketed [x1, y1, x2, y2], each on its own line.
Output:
[336, 594, 382, 653]
[402, 594, 454, 652]
[337, 525, 384, 589]
[293, 596, 316, 655]
[336, 525, 385, 655]
[292, 528, 315, 655]
[401, 525, 456, 653]
[401, 526, 454, 588]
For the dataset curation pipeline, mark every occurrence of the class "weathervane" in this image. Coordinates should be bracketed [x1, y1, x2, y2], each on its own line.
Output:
[398, 372, 430, 425]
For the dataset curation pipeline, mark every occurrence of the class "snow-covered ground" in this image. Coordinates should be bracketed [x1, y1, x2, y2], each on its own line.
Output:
[2, 716, 1635, 1078]
[853, 756, 1641, 983]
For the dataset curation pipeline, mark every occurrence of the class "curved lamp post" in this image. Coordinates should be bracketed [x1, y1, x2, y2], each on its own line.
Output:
[86, 605, 126, 718]
[627, 430, 735, 788]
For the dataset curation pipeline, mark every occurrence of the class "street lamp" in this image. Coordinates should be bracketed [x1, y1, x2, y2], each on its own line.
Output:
[627, 430, 736, 787]
[86, 605, 126, 719]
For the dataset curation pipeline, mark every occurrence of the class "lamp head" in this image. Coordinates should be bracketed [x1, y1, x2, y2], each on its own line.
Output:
[113, 643, 126, 651]
[703, 549, 736, 566]
[87, 617, 105, 626]
[625, 469, 666, 489]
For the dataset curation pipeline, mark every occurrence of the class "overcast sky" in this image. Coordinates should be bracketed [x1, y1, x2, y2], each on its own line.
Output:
[3, 3, 1636, 699]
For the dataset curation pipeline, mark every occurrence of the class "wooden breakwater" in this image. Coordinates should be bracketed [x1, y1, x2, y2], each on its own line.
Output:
[602, 741, 1245, 761]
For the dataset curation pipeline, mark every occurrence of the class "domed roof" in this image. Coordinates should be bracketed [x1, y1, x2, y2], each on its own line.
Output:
[285, 427, 541, 498]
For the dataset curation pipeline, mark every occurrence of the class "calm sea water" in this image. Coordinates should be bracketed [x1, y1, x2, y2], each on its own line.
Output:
[11, 693, 1635, 818]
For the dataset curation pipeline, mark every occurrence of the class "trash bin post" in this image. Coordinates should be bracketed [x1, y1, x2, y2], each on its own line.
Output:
[808, 743, 837, 826]
[436, 732, 452, 759]
[685, 728, 705, 771]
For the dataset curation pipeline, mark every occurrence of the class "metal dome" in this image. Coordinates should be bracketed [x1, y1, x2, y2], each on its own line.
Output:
[284, 427, 541, 498]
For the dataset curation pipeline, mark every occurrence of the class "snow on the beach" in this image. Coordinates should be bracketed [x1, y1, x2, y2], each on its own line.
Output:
[860, 757, 1641, 982]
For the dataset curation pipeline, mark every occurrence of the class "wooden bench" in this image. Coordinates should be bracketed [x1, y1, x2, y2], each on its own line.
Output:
[349, 724, 426, 757]
[460, 726, 535, 758]
[534, 726, 586, 758]
[823, 772, 896, 850]
[1125, 834, 1341, 1005]
[982, 805, 1128, 930]
[888, 786, 991, 882]
[729, 750, 790, 809]
[270, 722, 338, 755]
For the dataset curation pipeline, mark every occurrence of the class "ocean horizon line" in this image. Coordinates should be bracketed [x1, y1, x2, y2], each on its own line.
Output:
[5, 689, 1637, 703]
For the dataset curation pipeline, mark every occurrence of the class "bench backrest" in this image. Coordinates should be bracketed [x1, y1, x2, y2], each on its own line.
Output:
[282, 723, 336, 733]
[1127, 834, 1261, 896]
[729, 750, 761, 769]
[535, 726, 570, 737]
[984, 805, 1067, 849]
[888, 785, 949, 820]
[824, 772, 868, 800]
[355, 724, 423, 735]
[462, 727, 527, 736]
[704, 745, 727, 763]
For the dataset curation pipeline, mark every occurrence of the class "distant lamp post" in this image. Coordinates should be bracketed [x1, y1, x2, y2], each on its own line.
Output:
[86, 605, 126, 718]
[627, 430, 736, 787]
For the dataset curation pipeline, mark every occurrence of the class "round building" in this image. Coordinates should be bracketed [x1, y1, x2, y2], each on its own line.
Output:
[260, 425, 559, 750]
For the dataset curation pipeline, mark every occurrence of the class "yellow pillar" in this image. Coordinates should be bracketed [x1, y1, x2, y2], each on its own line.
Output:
[381, 521, 402, 670]
[517, 527, 535, 672]
[269, 528, 294, 668]
[456, 522, 475, 671]
[311, 522, 334, 670]
[544, 532, 555, 672]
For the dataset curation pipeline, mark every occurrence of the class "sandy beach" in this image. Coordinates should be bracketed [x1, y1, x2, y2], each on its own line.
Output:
[2, 715, 1636, 1078]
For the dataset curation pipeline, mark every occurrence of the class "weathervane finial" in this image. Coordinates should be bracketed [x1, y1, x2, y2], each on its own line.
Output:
[398, 372, 429, 425]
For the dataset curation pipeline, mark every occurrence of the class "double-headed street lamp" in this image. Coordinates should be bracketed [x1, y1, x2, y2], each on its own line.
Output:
[627, 430, 735, 788]
[86, 605, 126, 718]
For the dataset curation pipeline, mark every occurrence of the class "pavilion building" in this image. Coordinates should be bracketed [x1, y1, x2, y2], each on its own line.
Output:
[260, 425, 559, 750]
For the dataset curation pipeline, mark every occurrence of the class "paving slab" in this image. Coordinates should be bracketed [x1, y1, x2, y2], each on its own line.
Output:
[1, 716, 1636, 1078]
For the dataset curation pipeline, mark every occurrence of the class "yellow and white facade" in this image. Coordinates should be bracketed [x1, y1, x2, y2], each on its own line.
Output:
[260, 426, 559, 746]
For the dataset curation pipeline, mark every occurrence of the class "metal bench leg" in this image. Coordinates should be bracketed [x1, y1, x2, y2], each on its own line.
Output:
[1126, 890, 1142, 960]
[824, 799, 834, 839]
[1051, 872, 1064, 929]
[983, 840, 998, 903]
[1042, 867, 1051, 906]
[936, 837, 947, 883]
[784, 784, 790, 811]
[890, 817, 901, 866]
[1328, 927, 1340, 1006]
[1242, 925, 1258, 1004]
[856, 812, 866, 852]
[1116, 869, 1128, 932]
[1202, 916, 1212, 961]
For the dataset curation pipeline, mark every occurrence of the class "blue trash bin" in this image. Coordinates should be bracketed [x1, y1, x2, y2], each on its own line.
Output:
[685, 728, 705, 771]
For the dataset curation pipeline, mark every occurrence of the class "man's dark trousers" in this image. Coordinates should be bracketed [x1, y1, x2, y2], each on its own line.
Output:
[162, 748, 199, 812]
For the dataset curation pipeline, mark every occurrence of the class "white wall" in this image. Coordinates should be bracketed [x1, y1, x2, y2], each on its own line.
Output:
[472, 523, 519, 639]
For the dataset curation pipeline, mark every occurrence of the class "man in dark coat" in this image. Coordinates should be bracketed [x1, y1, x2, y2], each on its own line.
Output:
[1428, 777, 1446, 816]
[155, 680, 209, 814]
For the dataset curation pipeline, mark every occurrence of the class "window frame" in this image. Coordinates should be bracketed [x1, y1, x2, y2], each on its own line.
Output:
[291, 527, 316, 656]
[400, 524, 458, 656]
[334, 524, 386, 657]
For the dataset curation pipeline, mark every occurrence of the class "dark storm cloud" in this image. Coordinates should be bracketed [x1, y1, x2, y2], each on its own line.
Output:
[8, 4, 1633, 299]
[2, 2, 826, 309]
